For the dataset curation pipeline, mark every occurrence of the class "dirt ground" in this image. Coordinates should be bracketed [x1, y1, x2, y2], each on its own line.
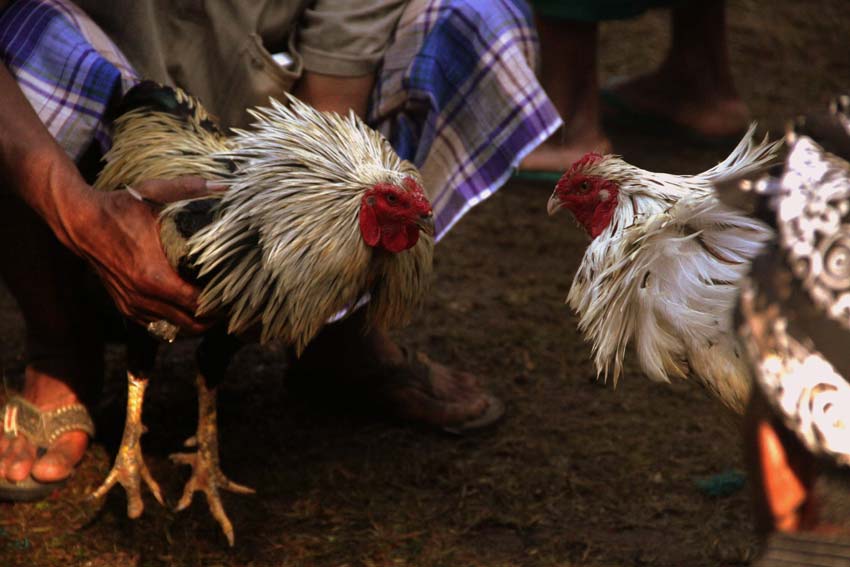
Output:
[2, 1, 849, 565]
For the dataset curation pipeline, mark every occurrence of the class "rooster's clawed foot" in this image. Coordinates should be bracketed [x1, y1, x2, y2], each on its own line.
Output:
[170, 374, 254, 546]
[91, 372, 164, 518]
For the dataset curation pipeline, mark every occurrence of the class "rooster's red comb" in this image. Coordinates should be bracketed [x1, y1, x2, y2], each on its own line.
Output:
[567, 152, 604, 177]
[403, 176, 432, 212]
[555, 152, 605, 190]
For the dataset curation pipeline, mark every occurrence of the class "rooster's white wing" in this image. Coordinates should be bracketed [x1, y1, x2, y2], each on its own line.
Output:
[569, 194, 770, 409]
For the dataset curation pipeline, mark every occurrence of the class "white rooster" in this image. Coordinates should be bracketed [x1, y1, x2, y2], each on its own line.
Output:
[547, 125, 782, 412]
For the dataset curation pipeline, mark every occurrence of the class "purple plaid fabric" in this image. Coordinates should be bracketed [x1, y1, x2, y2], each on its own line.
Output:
[2, 0, 561, 241]
[370, 0, 562, 240]
[0, 0, 136, 161]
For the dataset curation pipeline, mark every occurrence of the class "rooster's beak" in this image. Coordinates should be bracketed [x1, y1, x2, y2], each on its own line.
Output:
[417, 212, 435, 236]
[547, 193, 562, 216]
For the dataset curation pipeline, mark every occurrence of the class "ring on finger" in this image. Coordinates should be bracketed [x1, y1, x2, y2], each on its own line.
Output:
[146, 319, 180, 343]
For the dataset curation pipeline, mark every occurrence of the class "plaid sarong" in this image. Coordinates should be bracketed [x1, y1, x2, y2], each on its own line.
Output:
[0, 0, 136, 161]
[1, 0, 560, 240]
[371, 0, 562, 239]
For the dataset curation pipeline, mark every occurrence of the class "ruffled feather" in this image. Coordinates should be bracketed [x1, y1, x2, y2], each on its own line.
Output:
[567, 125, 781, 412]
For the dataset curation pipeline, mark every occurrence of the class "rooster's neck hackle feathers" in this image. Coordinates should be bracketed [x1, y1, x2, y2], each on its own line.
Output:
[189, 94, 432, 351]
[566, 124, 782, 412]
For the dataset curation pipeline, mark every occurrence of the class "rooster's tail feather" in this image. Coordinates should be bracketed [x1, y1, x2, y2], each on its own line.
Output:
[701, 123, 783, 182]
[94, 81, 233, 192]
[95, 81, 234, 272]
[111, 81, 222, 136]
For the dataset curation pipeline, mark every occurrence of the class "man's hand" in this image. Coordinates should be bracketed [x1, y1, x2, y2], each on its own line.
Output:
[68, 177, 218, 334]
[1, 62, 217, 334]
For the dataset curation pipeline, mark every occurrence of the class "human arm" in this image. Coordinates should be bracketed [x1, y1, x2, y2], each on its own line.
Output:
[0, 63, 209, 332]
[292, 72, 374, 118]
[292, 0, 406, 118]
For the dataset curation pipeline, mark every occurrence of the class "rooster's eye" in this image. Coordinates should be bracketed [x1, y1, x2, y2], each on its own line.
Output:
[579, 181, 590, 192]
[386, 193, 397, 204]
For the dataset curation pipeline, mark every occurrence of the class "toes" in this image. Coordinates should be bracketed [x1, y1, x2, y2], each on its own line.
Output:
[222, 478, 255, 495]
[449, 370, 481, 391]
[0, 433, 10, 456]
[0, 430, 88, 484]
[387, 354, 498, 427]
[139, 461, 164, 505]
[391, 383, 489, 427]
[440, 395, 490, 425]
[1, 437, 28, 478]
[0, 436, 12, 477]
[421, 359, 482, 397]
[5, 437, 36, 483]
[31, 431, 88, 483]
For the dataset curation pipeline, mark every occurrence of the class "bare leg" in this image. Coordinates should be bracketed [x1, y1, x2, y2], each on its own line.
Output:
[604, 0, 750, 138]
[91, 370, 163, 517]
[0, 193, 99, 485]
[171, 373, 254, 547]
[520, 18, 612, 172]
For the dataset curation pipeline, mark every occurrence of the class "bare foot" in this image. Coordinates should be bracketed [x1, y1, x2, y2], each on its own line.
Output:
[524, 17, 612, 174]
[287, 310, 504, 431]
[603, 0, 750, 140]
[604, 69, 750, 139]
[0, 181, 100, 492]
[520, 134, 612, 173]
[375, 350, 496, 429]
[0, 368, 89, 484]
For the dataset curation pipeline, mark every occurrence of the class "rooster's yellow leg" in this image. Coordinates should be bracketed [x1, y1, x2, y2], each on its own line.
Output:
[91, 371, 164, 517]
[170, 372, 254, 547]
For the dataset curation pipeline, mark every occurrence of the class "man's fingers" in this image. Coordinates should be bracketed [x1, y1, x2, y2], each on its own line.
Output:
[160, 309, 209, 335]
[153, 274, 209, 333]
[167, 272, 201, 307]
[132, 176, 226, 205]
[109, 282, 208, 335]
[136, 302, 210, 336]
[132, 176, 208, 204]
[100, 251, 207, 333]
[80, 186, 218, 339]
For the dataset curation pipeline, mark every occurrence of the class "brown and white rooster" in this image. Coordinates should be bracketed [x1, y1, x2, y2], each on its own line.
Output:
[91, 81, 434, 544]
[547, 125, 781, 413]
